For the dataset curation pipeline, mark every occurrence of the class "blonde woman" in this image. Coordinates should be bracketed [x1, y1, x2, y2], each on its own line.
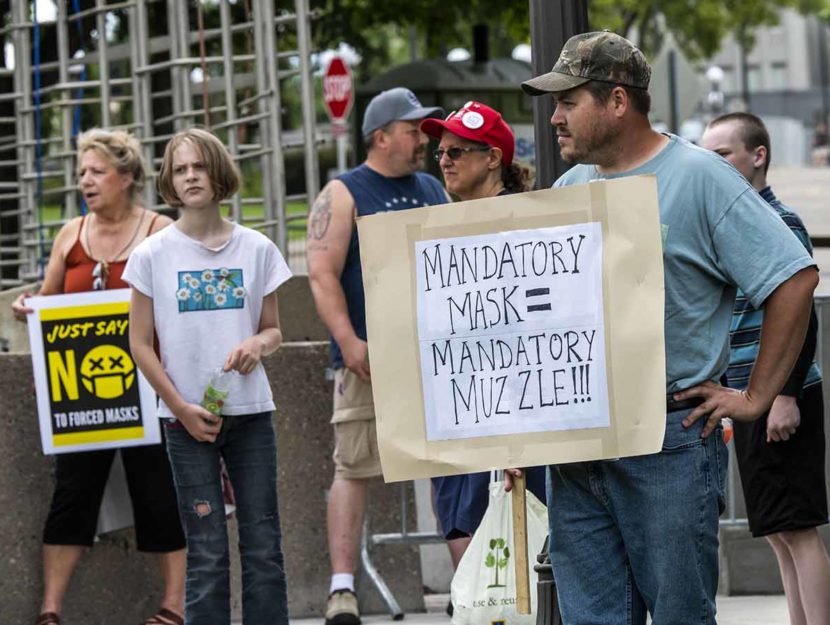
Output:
[12, 129, 184, 625]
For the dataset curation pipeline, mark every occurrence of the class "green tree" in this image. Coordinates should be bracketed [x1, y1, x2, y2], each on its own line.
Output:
[311, 0, 530, 80]
[485, 538, 510, 588]
[312, 0, 830, 67]
[589, 0, 830, 60]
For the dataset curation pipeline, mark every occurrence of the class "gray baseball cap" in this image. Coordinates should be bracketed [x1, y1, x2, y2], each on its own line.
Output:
[361, 88, 443, 137]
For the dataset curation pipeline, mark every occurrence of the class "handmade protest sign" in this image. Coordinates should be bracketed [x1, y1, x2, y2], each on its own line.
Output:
[417, 221, 608, 440]
[357, 176, 666, 482]
[27, 289, 159, 454]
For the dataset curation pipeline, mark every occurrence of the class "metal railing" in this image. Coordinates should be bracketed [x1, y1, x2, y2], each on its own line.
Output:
[361, 481, 445, 620]
[0, 0, 320, 289]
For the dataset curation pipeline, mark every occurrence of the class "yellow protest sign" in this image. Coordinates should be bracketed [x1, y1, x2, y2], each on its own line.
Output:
[27, 289, 159, 454]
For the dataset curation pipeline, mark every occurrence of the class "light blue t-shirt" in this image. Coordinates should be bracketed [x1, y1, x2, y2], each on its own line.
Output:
[554, 135, 816, 392]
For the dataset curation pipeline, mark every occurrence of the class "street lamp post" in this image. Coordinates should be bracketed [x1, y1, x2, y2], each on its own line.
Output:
[525, 12, 588, 624]
[528, 0, 589, 188]
[705, 65, 725, 120]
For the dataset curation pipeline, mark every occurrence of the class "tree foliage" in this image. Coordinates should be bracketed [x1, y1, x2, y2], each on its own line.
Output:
[591, 0, 830, 60]
[311, 0, 830, 68]
[313, 0, 529, 54]
[311, 0, 530, 81]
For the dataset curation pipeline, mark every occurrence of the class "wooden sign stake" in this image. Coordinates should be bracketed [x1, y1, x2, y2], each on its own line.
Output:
[511, 472, 531, 614]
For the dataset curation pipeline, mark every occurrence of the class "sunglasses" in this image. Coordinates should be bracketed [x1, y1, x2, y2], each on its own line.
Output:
[92, 260, 109, 291]
[433, 146, 492, 162]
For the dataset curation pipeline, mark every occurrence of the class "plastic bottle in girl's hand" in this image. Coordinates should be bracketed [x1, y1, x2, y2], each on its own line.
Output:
[201, 368, 238, 416]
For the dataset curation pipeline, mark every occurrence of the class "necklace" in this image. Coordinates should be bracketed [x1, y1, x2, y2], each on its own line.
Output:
[85, 209, 145, 266]
[86, 211, 146, 289]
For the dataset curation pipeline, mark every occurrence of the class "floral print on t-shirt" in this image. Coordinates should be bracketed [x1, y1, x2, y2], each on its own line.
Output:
[176, 267, 246, 312]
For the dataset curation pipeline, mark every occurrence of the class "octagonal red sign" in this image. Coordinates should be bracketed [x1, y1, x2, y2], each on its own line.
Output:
[323, 56, 353, 123]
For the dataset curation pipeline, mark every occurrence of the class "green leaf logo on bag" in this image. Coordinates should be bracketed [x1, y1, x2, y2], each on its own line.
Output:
[485, 537, 510, 588]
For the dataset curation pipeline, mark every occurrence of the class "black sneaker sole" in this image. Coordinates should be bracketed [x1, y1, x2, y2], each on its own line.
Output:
[324, 615, 361, 625]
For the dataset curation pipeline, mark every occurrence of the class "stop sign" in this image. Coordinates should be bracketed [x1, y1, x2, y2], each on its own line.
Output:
[323, 56, 353, 123]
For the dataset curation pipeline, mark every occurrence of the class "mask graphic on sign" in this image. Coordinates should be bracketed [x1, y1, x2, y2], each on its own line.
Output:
[80, 345, 136, 399]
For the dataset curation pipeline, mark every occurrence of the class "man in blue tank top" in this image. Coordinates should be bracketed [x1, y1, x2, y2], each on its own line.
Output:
[307, 87, 447, 625]
[512, 31, 819, 625]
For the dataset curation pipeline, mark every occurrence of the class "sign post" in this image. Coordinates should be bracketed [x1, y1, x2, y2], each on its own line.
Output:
[322, 56, 354, 175]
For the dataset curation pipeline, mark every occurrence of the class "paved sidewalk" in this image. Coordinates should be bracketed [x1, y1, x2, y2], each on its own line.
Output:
[282, 593, 788, 625]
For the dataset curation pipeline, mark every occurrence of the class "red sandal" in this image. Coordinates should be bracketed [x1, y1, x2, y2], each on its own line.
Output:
[142, 608, 184, 625]
[35, 614, 60, 625]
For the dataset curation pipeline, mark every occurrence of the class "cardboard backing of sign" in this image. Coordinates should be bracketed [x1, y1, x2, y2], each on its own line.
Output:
[357, 176, 666, 482]
[27, 289, 160, 454]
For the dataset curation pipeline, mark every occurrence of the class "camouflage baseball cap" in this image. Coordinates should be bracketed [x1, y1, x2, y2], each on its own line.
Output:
[521, 31, 651, 96]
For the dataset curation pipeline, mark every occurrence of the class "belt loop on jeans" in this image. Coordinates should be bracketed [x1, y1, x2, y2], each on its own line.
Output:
[666, 392, 705, 413]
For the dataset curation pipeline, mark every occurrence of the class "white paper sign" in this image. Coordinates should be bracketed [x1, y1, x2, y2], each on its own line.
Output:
[415, 222, 609, 440]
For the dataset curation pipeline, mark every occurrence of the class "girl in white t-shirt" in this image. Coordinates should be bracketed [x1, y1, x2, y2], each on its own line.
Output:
[123, 128, 291, 625]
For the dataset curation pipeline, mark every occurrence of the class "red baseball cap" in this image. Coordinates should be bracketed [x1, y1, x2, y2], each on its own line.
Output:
[420, 101, 515, 166]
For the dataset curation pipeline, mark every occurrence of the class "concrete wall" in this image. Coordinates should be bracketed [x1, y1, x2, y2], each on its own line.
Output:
[720, 525, 830, 594]
[0, 283, 33, 352]
[0, 345, 425, 624]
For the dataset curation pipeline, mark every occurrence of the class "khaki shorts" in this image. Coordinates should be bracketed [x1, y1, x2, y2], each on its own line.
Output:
[332, 368, 382, 479]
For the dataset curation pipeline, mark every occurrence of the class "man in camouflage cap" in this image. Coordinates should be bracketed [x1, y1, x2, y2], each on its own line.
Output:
[522, 30, 650, 95]
[507, 31, 819, 624]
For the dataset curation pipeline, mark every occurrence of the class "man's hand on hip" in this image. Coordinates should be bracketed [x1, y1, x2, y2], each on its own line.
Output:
[674, 380, 768, 438]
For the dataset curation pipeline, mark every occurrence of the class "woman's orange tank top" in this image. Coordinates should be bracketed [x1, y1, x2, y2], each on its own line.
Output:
[62, 213, 159, 293]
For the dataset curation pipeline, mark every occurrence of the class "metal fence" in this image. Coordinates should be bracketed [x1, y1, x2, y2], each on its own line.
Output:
[0, 0, 319, 289]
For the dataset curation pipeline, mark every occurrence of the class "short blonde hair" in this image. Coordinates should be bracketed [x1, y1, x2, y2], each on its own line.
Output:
[77, 128, 147, 201]
[157, 128, 240, 207]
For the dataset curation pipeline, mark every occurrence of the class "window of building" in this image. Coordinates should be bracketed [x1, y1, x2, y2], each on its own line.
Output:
[720, 66, 736, 93]
[769, 62, 788, 90]
[767, 26, 785, 50]
[747, 65, 762, 91]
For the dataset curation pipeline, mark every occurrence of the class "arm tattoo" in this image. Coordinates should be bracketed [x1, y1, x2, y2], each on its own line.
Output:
[308, 187, 333, 240]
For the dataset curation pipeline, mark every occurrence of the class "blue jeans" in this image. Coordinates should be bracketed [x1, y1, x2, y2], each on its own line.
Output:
[165, 412, 288, 625]
[547, 409, 728, 625]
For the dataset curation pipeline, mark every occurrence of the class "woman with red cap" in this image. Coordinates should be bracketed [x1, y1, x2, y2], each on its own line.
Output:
[419, 102, 543, 610]
[421, 100, 530, 201]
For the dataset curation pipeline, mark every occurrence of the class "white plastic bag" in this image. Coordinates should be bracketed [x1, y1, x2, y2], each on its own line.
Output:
[451, 480, 548, 625]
